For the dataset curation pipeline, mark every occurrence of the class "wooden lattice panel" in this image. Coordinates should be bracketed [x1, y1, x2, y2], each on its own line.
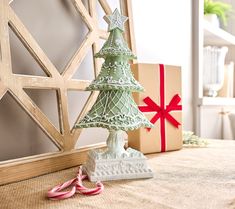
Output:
[0, 0, 135, 184]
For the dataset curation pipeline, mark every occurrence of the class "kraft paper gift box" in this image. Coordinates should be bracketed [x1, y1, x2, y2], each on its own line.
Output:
[128, 63, 182, 154]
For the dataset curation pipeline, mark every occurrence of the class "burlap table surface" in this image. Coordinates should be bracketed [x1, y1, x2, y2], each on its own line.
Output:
[0, 139, 234, 209]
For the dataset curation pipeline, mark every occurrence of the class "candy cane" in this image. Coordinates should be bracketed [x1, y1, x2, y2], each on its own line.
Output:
[47, 166, 104, 200]
[75, 167, 104, 196]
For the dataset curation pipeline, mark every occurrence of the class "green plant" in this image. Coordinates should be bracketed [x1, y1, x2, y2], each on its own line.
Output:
[204, 0, 232, 25]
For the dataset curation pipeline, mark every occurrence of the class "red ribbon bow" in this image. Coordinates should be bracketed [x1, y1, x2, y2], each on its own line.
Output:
[138, 64, 182, 152]
[139, 94, 182, 130]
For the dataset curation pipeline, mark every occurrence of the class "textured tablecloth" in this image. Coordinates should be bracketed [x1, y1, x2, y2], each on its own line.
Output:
[0, 139, 234, 209]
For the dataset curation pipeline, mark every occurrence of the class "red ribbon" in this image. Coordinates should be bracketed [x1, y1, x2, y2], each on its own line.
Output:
[138, 64, 182, 152]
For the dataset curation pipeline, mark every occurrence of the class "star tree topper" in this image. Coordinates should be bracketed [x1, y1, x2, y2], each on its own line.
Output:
[104, 8, 128, 32]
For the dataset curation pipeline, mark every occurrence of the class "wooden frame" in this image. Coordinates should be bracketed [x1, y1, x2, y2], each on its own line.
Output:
[0, 0, 135, 185]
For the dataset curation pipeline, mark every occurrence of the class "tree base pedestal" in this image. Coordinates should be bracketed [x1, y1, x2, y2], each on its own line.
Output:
[83, 147, 154, 182]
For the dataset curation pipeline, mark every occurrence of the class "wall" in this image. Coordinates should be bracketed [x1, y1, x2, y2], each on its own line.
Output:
[0, 0, 193, 161]
[132, 0, 193, 131]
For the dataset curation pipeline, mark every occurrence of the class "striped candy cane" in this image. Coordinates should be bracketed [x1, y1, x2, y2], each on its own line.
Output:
[47, 166, 104, 200]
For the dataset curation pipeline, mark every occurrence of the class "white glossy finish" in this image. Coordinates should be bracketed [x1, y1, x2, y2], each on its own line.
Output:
[203, 46, 228, 97]
[83, 129, 154, 181]
[83, 147, 154, 182]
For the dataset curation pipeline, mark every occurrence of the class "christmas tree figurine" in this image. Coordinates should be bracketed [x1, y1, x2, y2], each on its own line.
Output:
[75, 9, 154, 181]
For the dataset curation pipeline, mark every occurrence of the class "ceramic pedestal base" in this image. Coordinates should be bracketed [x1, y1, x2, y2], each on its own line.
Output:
[83, 147, 153, 182]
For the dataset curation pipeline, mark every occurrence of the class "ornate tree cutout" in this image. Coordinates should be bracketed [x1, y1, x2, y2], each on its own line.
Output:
[1, 0, 118, 150]
[0, 0, 135, 185]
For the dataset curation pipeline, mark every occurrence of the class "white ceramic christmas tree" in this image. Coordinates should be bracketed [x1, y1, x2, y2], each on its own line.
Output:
[75, 9, 153, 181]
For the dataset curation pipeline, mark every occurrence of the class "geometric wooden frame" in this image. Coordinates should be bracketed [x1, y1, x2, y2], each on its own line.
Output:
[0, 0, 135, 185]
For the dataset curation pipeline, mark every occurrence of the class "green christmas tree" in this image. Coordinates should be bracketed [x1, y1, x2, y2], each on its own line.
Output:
[75, 9, 153, 157]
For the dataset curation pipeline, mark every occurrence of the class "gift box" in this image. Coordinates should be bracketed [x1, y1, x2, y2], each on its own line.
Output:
[128, 63, 182, 154]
